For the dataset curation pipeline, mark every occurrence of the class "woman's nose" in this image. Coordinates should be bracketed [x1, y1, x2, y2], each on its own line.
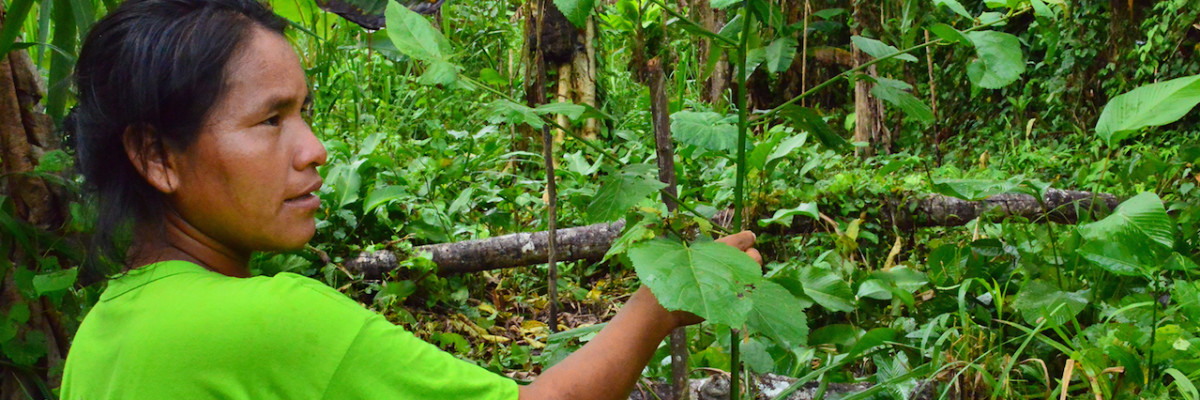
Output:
[294, 119, 328, 169]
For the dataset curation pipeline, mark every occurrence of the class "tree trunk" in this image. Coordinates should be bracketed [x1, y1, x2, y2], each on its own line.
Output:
[850, 0, 888, 156]
[573, 17, 599, 139]
[345, 189, 1122, 276]
[692, 0, 728, 107]
[0, 4, 69, 396]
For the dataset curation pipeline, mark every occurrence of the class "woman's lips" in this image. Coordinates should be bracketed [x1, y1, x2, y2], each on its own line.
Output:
[284, 192, 320, 211]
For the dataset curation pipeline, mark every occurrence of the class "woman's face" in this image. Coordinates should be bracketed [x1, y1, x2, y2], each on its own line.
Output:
[166, 26, 326, 256]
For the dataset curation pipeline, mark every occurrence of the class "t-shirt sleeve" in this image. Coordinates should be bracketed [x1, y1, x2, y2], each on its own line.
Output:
[319, 308, 520, 400]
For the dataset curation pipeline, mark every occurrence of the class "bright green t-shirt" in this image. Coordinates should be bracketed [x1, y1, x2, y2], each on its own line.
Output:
[60, 260, 520, 399]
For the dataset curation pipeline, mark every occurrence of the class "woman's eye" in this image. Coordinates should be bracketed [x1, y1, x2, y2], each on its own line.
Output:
[261, 115, 281, 126]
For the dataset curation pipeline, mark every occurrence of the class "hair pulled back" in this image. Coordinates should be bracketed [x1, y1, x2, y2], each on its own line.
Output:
[71, 0, 286, 271]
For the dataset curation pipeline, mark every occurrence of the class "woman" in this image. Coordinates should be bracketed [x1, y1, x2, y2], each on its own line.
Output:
[59, 0, 762, 398]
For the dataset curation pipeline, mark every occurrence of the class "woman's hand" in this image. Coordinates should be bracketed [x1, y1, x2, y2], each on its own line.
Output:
[519, 230, 763, 400]
[661, 230, 762, 328]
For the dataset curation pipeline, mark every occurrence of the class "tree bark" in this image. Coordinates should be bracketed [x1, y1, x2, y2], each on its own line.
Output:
[850, 0, 888, 156]
[692, 0, 728, 107]
[0, 4, 68, 396]
[345, 189, 1122, 276]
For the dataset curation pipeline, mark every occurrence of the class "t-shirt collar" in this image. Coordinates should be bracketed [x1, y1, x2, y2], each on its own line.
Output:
[101, 260, 213, 301]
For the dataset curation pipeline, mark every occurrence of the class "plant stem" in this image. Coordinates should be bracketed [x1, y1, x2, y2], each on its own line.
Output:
[729, 0, 753, 397]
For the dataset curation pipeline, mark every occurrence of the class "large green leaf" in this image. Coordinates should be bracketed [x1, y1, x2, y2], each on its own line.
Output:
[670, 111, 738, 152]
[798, 266, 856, 312]
[758, 203, 818, 228]
[870, 77, 934, 124]
[928, 23, 970, 45]
[32, 267, 77, 296]
[850, 36, 918, 63]
[586, 166, 667, 223]
[364, 185, 409, 214]
[779, 105, 849, 151]
[931, 178, 1021, 201]
[933, 0, 971, 18]
[1095, 74, 1200, 146]
[1013, 280, 1088, 328]
[965, 31, 1025, 89]
[628, 239, 762, 327]
[483, 100, 544, 129]
[553, 0, 596, 27]
[845, 328, 897, 359]
[764, 37, 798, 74]
[710, 0, 738, 9]
[746, 281, 810, 348]
[1079, 192, 1173, 249]
[384, 2, 452, 63]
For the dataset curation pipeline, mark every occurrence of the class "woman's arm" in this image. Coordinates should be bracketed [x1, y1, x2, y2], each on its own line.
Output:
[518, 231, 761, 400]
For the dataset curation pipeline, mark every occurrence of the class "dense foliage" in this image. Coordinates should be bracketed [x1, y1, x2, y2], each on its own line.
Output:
[2, 0, 1200, 398]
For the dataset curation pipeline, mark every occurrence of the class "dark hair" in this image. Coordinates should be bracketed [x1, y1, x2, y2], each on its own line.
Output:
[71, 0, 287, 274]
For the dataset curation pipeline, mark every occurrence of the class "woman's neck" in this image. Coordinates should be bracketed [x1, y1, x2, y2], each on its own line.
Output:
[128, 210, 251, 277]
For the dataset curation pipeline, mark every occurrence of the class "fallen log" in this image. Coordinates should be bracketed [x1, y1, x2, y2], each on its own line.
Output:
[345, 189, 1120, 276]
[627, 373, 938, 400]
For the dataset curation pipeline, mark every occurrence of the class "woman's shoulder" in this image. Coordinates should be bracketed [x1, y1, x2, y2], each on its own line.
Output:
[96, 260, 375, 341]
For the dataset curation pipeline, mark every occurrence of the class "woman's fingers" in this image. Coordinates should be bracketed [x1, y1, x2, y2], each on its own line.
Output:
[746, 248, 763, 265]
[716, 230, 756, 251]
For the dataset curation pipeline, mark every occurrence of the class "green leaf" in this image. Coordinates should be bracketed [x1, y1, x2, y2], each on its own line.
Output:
[932, 0, 972, 18]
[1166, 368, 1200, 400]
[1077, 238, 1157, 276]
[364, 185, 409, 214]
[384, 1, 452, 63]
[870, 77, 934, 124]
[764, 37, 798, 74]
[327, 160, 365, 208]
[758, 203, 818, 228]
[670, 111, 738, 152]
[798, 266, 856, 312]
[765, 132, 807, 169]
[779, 105, 849, 151]
[746, 281, 810, 348]
[628, 239, 761, 327]
[1030, 0, 1056, 19]
[850, 36, 918, 63]
[416, 60, 459, 86]
[1095, 74, 1200, 146]
[483, 100, 544, 129]
[1079, 192, 1173, 249]
[586, 166, 667, 223]
[564, 151, 601, 175]
[928, 23, 970, 46]
[856, 279, 892, 300]
[1013, 280, 1088, 328]
[34, 149, 71, 174]
[1, 330, 46, 366]
[966, 31, 1025, 89]
[32, 267, 77, 295]
[553, 0, 596, 27]
[0, 0, 35, 57]
[710, 0, 738, 9]
[931, 177, 1022, 201]
[846, 328, 897, 359]
[374, 280, 417, 305]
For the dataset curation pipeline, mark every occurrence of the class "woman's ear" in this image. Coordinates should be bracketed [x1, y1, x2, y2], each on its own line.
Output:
[122, 126, 180, 194]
